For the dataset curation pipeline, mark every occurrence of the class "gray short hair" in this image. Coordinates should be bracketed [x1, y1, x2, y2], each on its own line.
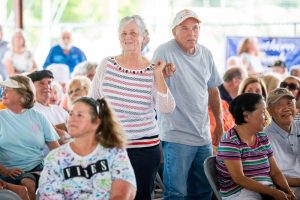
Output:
[73, 61, 97, 77]
[118, 15, 146, 36]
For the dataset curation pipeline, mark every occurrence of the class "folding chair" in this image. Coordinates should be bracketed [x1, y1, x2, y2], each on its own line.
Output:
[203, 156, 222, 200]
[0, 189, 22, 200]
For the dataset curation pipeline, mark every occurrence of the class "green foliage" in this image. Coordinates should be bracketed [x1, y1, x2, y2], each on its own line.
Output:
[60, 0, 108, 22]
[118, 0, 141, 19]
[30, 0, 42, 20]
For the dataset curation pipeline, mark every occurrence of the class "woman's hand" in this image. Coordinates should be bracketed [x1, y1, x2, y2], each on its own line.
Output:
[0, 180, 8, 189]
[153, 60, 176, 78]
[2, 168, 23, 179]
[272, 189, 290, 200]
[286, 189, 297, 200]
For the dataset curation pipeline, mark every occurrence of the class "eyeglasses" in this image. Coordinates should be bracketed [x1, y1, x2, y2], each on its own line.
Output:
[68, 87, 82, 96]
[280, 82, 300, 91]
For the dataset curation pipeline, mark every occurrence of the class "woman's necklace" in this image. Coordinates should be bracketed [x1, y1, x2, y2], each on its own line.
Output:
[112, 56, 155, 74]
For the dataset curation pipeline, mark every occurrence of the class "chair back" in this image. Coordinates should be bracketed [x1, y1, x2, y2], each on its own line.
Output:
[0, 190, 22, 200]
[204, 156, 222, 200]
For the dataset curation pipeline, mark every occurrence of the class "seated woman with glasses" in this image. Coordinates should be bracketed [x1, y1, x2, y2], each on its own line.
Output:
[38, 97, 136, 199]
[279, 76, 300, 121]
[62, 76, 91, 111]
[216, 93, 296, 200]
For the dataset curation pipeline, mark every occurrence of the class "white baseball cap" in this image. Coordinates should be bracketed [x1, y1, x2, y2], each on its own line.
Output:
[0, 78, 25, 89]
[172, 9, 201, 30]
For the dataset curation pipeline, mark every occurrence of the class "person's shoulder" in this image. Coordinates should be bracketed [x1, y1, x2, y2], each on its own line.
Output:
[98, 56, 114, 66]
[50, 104, 66, 112]
[104, 146, 127, 155]
[48, 45, 61, 53]
[3, 50, 13, 57]
[156, 39, 175, 50]
[0, 40, 8, 46]
[71, 46, 84, 52]
[264, 121, 280, 135]
[197, 44, 212, 54]
[293, 119, 300, 126]
[51, 45, 61, 49]
[0, 109, 8, 116]
[257, 131, 268, 138]
[220, 128, 240, 145]
[27, 108, 49, 120]
[46, 143, 69, 159]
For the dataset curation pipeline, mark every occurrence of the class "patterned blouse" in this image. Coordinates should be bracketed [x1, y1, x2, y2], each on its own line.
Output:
[38, 142, 136, 200]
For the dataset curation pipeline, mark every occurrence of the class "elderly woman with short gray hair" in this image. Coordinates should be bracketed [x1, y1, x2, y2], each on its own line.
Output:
[89, 15, 175, 200]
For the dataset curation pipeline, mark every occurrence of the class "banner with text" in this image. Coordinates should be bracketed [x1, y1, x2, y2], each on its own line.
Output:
[226, 36, 300, 70]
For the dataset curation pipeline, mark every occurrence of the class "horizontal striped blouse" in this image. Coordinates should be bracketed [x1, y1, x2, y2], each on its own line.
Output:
[216, 128, 274, 198]
[89, 57, 175, 148]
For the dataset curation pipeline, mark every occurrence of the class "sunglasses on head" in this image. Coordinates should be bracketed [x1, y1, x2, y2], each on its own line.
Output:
[280, 82, 300, 91]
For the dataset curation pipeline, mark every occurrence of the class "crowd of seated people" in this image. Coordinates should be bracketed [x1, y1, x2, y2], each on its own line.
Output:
[1, 9, 300, 200]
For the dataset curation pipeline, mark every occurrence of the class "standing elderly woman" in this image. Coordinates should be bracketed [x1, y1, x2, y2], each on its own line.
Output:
[38, 97, 136, 199]
[0, 75, 59, 200]
[2, 29, 37, 76]
[89, 15, 175, 200]
[216, 93, 296, 200]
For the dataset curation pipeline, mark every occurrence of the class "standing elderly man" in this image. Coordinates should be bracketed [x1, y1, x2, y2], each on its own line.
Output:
[43, 30, 87, 73]
[152, 9, 223, 199]
[265, 88, 300, 198]
[0, 25, 8, 80]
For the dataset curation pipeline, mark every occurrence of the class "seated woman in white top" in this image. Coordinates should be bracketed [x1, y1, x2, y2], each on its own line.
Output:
[2, 29, 37, 76]
[38, 97, 136, 200]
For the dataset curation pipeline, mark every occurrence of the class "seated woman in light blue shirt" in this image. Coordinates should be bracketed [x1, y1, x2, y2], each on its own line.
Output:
[0, 75, 60, 200]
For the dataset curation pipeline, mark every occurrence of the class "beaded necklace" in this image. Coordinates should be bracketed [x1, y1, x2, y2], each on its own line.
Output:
[111, 57, 155, 74]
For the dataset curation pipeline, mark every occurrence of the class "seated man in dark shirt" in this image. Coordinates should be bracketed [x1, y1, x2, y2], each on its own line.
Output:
[218, 67, 246, 104]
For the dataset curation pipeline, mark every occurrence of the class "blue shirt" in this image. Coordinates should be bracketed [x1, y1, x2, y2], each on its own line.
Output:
[152, 39, 223, 146]
[0, 109, 59, 171]
[43, 45, 87, 72]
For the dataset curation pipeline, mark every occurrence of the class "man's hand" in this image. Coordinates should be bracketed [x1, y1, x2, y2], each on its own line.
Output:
[163, 63, 176, 78]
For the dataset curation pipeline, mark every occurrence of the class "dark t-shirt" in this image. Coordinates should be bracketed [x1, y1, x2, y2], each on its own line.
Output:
[218, 84, 233, 104]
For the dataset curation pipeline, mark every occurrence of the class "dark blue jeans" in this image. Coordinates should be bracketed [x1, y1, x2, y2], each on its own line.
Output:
[127, 145, 161, 200]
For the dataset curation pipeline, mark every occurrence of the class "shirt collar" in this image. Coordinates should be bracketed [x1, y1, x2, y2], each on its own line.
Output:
[269, 120, 294, 137]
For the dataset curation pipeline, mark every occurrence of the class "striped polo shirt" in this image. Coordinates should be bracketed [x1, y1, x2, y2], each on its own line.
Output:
[101, 57, 159, 148]
[216, 128, 274, 198]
